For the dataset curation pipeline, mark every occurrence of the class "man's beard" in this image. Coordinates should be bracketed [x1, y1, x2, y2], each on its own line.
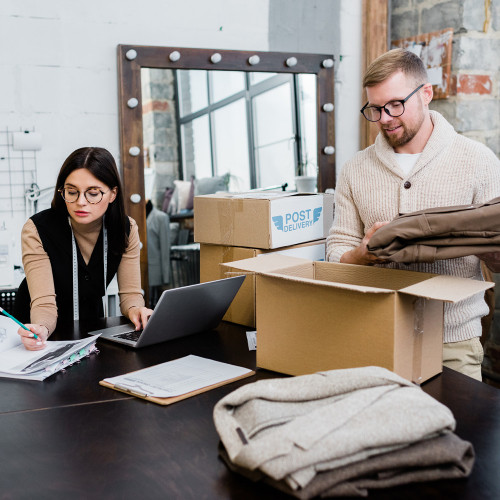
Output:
[381, 108, 425, 148]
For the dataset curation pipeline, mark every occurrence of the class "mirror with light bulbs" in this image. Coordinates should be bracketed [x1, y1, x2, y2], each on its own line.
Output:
[117, 45, 336, 291]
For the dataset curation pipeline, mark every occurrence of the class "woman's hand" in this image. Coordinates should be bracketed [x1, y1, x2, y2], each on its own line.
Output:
[17, 324, 49, 351]
[128, 306, 154, 331]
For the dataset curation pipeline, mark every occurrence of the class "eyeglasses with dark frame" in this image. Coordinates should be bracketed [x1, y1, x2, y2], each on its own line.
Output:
[360, 84, 425, 122]
[59, 187, 110, 204]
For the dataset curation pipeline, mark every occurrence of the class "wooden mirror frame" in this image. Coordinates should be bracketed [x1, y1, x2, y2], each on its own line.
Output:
[117, 45, 336, 293]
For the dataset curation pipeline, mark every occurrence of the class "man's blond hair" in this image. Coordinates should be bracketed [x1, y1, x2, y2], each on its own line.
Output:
[363, 48, 428, 88]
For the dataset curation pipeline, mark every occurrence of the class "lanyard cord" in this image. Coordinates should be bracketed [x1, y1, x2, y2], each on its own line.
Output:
[103, 217, 108, 318]
[68, 216, 108, 320]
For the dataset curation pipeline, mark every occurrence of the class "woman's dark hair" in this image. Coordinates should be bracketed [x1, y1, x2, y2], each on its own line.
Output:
[51, 147, 129, 255]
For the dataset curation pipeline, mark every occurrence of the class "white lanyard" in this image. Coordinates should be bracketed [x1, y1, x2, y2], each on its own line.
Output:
[68, 217, 108, 320]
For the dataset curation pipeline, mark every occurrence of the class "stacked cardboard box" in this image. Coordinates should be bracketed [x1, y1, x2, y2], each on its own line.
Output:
[194, 192, 334, 327]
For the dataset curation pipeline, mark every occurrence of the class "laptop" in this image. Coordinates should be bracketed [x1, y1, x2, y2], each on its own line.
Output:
[88, 275, 246, 348]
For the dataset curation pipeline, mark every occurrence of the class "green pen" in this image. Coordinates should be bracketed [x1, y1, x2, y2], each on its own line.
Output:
[0, 306, 39, 340]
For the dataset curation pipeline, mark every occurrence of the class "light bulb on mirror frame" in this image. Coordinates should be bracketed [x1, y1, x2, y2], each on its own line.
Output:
[169, 51, 181, 62]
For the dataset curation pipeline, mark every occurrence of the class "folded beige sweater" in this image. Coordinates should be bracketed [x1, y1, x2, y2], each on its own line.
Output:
[213, 366, 456, 490]
[218, 432, 474, 498]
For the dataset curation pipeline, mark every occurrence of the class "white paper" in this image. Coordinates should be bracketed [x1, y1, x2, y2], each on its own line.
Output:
[426, 66, 443, 86]
[407, 44, 423, 57]
[103, 355, 252, 398]
[12, 131, 42, 151]
[0, 316, 99, 381]
[246, 331, 257, 351]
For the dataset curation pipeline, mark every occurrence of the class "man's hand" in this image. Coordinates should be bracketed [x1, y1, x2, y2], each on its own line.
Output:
[340, 222, 390, 266]
[475, 251, 500, 273]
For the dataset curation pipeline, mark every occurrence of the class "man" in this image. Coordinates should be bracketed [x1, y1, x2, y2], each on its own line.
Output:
[326, 48, 500, 380]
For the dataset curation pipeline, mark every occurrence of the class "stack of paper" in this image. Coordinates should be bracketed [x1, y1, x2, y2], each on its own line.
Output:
[0, 316, 99, 381]
[101, 355, 254, 404]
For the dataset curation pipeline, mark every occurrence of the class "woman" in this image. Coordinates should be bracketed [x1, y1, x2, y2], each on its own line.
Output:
[15, 147, 153, 350]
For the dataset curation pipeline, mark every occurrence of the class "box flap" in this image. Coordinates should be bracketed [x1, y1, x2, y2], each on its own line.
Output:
[222, 254, 311, 273]
[223, 255, 396, 294]
[266, 272, 395, 294]
[401, 275, 494, 302]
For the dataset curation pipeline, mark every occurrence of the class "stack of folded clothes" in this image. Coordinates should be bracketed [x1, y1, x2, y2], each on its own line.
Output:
[213, 366, 474, 498]
[367, 197, 500, 263]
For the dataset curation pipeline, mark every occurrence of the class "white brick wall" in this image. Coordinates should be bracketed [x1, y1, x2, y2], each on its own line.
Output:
[0, 0, 271, 263]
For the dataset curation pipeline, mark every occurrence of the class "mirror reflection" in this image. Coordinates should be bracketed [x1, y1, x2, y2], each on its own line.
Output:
[141, 68, 318, 212]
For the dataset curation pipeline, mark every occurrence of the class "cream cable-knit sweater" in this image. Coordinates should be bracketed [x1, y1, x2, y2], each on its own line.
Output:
[327, 111, 500, 343]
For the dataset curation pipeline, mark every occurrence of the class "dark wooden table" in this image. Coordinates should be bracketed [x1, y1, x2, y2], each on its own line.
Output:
[1, 318, 500, 499]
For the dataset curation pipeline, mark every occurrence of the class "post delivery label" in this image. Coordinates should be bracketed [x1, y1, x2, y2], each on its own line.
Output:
[270, 195, 325, 247]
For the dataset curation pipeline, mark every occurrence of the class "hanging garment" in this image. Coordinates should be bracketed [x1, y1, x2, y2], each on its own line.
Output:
[146, 205, 171, 287]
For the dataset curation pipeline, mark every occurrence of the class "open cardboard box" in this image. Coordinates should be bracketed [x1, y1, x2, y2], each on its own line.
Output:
[194, 192, 334, 249]
[222, 254, 494, 383]
[201, 240, 325, 327]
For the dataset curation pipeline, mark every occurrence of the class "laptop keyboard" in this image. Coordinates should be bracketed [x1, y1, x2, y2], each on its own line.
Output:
[115, 330, 143, 342]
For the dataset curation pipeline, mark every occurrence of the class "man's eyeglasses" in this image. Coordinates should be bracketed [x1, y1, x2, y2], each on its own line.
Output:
[360, 84, 424, 122]
[59, 187, 110, 204]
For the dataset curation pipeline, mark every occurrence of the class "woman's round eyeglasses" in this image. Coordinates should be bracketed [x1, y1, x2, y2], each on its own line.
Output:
[360, 84, 424, 122]
[59, 187, 109, 204]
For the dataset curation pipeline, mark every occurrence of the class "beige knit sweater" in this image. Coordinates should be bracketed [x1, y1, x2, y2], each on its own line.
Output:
[213, 366, 456, 490]
[327, 111, 500, 343]
[22, 216, 145, 334]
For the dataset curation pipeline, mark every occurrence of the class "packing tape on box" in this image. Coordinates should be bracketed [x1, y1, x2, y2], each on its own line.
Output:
[221, 246, 235, 263]
[217, 200, 238, 245]
[412, 297, 425, 385]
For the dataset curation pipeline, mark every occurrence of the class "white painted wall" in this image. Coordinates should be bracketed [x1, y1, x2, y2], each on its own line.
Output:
[0, 0, 363, 268]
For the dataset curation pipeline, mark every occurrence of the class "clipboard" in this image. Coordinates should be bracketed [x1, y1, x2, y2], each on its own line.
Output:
[99, 355, 255, 405]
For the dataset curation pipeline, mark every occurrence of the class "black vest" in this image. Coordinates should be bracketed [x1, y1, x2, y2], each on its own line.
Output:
[15, 208, 127, 324]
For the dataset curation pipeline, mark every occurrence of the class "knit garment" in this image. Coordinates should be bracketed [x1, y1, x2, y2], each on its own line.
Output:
[213, 366, 456, 491]
[219, 432, 474, 499]
[327, 111, 500, 343]
[367, 196, 500, 262]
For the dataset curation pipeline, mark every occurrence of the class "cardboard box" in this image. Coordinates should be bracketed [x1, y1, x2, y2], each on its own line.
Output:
[223, 254, 493, 383]
[194, 192, 334, 249]
[200, 240, 325, 327]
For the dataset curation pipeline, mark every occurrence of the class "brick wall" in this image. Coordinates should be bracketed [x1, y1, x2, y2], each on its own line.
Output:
[141, 69, 179, 208]
[392, 0, 500, 384]
[391, 0, 500, 157]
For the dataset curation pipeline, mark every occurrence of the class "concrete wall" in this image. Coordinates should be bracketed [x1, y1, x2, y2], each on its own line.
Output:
[391, 0, 500, 157]
[2, 0, 362, 267]
[269, 0, 363, 176]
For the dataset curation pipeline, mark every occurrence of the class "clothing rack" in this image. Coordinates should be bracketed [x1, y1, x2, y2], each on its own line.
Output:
[24, 184, 55, 216]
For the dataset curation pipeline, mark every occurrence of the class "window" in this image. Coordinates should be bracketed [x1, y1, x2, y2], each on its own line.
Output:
[177, 70, 316, 191]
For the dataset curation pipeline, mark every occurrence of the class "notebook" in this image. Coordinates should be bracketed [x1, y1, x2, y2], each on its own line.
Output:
[88, 275, 246, 348]
[0, 316, 99, 381]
